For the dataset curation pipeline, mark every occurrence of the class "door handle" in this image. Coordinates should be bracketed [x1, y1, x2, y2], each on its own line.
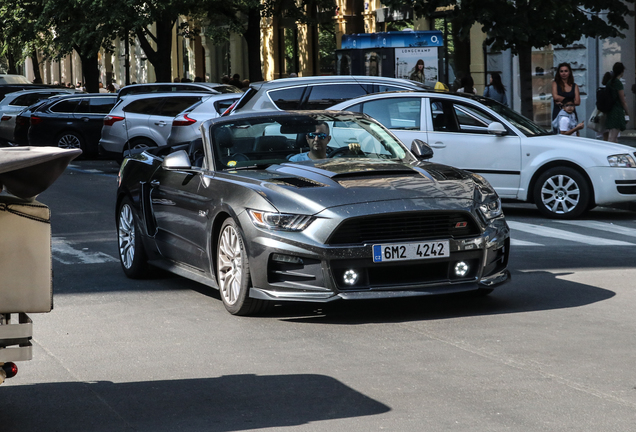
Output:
[81, 117, 90, 122]
[154, 121, 166, 126]
[430, 142, 446, 148]
[150, 180, 160, 187]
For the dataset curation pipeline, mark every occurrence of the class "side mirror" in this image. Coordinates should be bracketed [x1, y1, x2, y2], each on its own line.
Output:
[488, 122, 507, 136]
[162, 150, 192, 170]
[411, 139, 434, 160]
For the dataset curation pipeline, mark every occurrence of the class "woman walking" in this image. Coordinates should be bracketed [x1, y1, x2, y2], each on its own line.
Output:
[483, 72, 507, 106]
[551, 63, 580, 121]
[604, 62, 630, 143]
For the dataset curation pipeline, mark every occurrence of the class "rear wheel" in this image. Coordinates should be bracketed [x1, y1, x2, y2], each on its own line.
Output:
[533, 167, 590, 219]
[216, 218, 268, 315]
[57, 131, 85, 153]
[117, 197, 150, 278]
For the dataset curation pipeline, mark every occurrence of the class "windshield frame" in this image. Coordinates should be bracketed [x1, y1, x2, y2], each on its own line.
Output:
[477, 98, 552, 137]
[206, 112, 416, 171]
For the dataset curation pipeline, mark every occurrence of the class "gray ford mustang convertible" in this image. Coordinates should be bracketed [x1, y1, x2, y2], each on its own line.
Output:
[116, 111, 510, 315]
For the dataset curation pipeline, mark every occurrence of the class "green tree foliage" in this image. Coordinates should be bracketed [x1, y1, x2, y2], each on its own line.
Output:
[386, 0, 635, 118]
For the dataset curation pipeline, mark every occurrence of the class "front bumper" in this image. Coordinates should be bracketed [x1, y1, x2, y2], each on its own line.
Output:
[242, 213, 511, 303]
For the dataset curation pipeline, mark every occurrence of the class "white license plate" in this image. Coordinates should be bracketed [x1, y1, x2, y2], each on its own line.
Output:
[373, 240, 450, 263]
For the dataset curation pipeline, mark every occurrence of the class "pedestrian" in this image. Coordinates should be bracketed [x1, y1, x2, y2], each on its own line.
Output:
[229, 74, 243, 88]
[409, 59, 425, 83]
[551, 62, 580, 121]
[457, 75, 476, 94]
[106, 83, 116, 93]
[483, 72, 507, 106]
[551, 97, 584, 136]
[589, 72, 613, 140]
[604, 62, 630, 143]
[98, 82, 108, 93]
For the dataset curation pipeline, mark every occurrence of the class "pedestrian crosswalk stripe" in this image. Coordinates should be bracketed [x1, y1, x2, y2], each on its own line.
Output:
[510, 239, 544, 246]
[507, 221, 635, 246]
[557, 220, 636, 238]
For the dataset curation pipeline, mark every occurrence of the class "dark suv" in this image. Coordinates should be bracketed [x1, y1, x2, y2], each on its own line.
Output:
[26, 93, 117, 156]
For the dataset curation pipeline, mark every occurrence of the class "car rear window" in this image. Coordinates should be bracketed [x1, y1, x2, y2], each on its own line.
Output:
[50, 99, 81, 113]
[123, 98, 161, 115]
[156, 96, 202, 117]
[10, 92, 59, 107]
[303, 84, 370, 110]
[89, 97, 117, 113]
[268, 87, 305, 110]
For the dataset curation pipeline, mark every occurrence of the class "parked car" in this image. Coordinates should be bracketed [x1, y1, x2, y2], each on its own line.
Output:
[27, 93, 117, 156]
[116, 110, 511, 315]
[166, 93, 241, 147]
[224, 75, 433, 115]
[99, 93, 212, 159]
[0, 88, 80, 145]
[116, 82, 243, 100]
[329, 91, 636, 219]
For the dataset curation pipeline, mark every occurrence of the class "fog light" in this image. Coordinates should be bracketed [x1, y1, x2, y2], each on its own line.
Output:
[454, 261, 469, 277]
[343, 269, 359, 285]
[272, 254, 303, 264]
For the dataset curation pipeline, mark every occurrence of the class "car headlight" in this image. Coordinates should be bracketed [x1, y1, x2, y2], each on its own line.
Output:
[479, 198, 503, 220]
[608, 154, 636, 167]
[248, 210, 315, 231]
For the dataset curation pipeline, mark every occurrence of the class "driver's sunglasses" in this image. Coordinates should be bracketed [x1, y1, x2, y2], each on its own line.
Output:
[307, 132, 328, 140]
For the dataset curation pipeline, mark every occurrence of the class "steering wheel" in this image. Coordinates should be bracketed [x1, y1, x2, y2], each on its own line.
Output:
[328, 146, 363, 158]
[229, 153, 249, 161]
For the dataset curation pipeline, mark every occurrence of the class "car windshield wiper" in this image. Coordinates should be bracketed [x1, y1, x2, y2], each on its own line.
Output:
[229, 163, 275, 170]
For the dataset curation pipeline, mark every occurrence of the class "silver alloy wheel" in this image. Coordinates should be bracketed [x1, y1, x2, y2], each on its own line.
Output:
[58, 133, 81, 149]
[218, 224, 243, 306]
[540, 173, 580, 214]
[118, 203, 135, 269]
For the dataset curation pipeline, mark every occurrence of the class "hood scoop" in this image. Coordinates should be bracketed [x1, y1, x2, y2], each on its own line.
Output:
[271, 177, 325, 188]
[331, 169, 422, 182]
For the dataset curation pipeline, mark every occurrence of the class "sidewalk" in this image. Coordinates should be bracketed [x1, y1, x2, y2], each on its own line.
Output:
[618, 129, 636, 148]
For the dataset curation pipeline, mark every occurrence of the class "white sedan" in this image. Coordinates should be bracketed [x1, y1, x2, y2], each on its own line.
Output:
[330, 92, 636, 219]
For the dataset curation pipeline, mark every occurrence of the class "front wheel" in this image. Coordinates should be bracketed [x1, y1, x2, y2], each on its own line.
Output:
[117, 197, 150, 278]
[216, 218, 267, 315]
[533, 167, 590, 219]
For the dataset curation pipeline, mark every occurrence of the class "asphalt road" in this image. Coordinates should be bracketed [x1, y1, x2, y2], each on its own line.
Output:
[2, 159, 636, 432]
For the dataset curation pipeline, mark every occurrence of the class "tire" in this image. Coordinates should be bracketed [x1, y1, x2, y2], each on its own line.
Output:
[117, 197, 150, 278]
[57, 131, 85, 152]
[216, 218, 267, 315]
[533, 167, 590, 219]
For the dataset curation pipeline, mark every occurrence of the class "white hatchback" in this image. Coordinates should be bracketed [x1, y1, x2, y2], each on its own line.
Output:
[330, 91, 636, 219]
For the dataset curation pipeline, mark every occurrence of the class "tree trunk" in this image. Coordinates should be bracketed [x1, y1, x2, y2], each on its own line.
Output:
[244, 7, 263, 82]
[137, 16, 175, 83]
[79, 52, 100, 93]
[30, 51, 42, 83]
[7, 50, 18, 75]
[518, 45, 534, 120]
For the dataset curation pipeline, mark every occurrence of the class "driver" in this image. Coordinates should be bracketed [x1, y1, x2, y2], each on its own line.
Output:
[289, 122, 331, 161]
[289, 122, 362, 162]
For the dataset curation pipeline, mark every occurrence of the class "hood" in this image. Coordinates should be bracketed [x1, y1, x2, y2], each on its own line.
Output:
[226, 158, 479, 214]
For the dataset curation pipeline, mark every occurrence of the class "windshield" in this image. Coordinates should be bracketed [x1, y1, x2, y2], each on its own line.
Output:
[479, 99, 551, 137]
[209, 113, 410, 170]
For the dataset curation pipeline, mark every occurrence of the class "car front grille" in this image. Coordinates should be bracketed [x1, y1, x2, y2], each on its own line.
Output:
[327, 211, 481, 245]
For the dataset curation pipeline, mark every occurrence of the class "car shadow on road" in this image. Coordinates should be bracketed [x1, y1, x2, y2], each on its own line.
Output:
[273, 269, 615, 324]
[0, 374, 390, 432]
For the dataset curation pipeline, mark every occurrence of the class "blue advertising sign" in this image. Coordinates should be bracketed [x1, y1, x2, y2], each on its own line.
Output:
[341, 31, 443, 49]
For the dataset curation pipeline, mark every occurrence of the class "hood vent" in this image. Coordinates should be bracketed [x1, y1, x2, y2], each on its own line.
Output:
[273, 177, 325, 188]
[332, 170, 421, 182]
